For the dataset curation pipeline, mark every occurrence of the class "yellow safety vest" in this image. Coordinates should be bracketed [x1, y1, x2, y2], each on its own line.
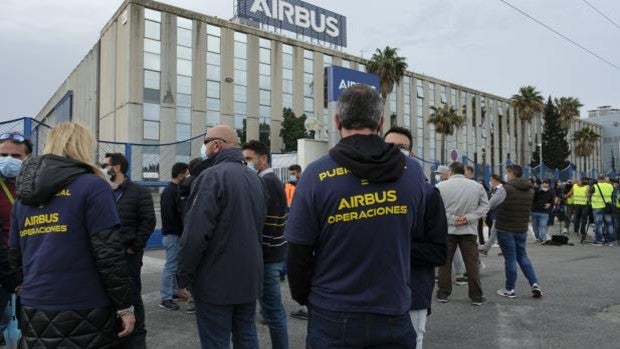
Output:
[566, 191, 574, 205]
[590, 182, 613, 209]
[572, 185, 589, 206]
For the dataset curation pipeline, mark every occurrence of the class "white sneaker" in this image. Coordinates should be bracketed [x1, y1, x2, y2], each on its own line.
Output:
[496, 288, 517, 298]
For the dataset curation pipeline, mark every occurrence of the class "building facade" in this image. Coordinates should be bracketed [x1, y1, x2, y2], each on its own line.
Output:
[588, 106, 620, 172]
[36, 0, 603, 179]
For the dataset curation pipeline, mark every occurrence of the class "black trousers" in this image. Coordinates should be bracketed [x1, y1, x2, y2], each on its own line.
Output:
[477, 218, 485, 245]
[118, 251, 147, 349]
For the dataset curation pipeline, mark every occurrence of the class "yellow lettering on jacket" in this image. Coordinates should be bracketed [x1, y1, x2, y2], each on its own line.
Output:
[24, 213, 59, 227]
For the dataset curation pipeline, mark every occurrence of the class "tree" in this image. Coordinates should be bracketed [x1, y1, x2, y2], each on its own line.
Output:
[279, 108, 307, 152]
[237, 119, 247, 145]
[573, 127, 600, 173]
[366, 46, 408, 102]
[428, 104, 466, 163]
[554, 97, 583, 130]
[510, 85, 544, 166]
[530, 97, 570, 171]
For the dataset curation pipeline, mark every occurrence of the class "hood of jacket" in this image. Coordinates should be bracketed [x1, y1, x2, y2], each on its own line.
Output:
[329, 134, 405, 183]
[507, 178, 532, 191]
[189, 156, 216, 177]
[17, 155, 92, 206]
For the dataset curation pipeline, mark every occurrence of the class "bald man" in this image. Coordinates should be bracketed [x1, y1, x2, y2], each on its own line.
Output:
[177, 125, 268, 347]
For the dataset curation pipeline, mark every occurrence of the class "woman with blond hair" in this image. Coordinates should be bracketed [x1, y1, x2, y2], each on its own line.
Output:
[9, 122, 135, 348]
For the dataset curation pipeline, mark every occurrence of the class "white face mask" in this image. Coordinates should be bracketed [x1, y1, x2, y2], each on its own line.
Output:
[400, 149, 410, 157]
[541, 187, 549, 192]
[435, 174, 442, 183]
[504, 174, 510, 182]
[200, 144, 208, 160]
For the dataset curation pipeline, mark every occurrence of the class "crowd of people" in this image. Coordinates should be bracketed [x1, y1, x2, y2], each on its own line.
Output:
[0, 84, 617, 349]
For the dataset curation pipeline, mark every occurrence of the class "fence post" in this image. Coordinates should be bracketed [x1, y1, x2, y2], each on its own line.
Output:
[462, 155, 467, 165]
[23, 117, 32, 138]
[125, 143, 132, 180]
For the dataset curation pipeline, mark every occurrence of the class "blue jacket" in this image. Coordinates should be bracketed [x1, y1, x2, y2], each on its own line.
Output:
[177, 148, 267, 305]
[411, 182, 448, 311]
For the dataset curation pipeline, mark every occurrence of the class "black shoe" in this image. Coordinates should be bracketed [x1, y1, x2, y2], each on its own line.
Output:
[532, 284, 543, 298]
[290, 308, 309, 320]
[436, 295, 449, 303]
[471, 297, 487, 306]
[159, 299, 180, 310]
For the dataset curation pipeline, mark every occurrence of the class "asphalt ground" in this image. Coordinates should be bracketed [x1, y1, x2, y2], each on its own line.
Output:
[142, 229, 620, 349]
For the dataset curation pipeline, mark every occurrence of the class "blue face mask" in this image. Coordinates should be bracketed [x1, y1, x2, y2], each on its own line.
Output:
[247, 162, 258, 174]
[0, 156, 22, 178]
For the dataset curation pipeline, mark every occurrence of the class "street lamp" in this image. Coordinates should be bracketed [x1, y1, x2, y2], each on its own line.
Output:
[539, 142, 543, 180]
[304, 116, 320, 140]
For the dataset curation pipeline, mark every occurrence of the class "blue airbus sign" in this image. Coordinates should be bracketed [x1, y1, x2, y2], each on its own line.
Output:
[237, 0, 347, 47]
[326, 66, 380, 102]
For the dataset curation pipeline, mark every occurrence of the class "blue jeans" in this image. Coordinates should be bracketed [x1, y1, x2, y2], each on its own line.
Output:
[194, 299, 258, 349]
[160, 234, 180, 300]
[593, 209, 615, 243]
[496, 231, 539, 291]
[260, 262, 288, 349]
[531, 212, 549, 241]
[307, 305, 416, 348]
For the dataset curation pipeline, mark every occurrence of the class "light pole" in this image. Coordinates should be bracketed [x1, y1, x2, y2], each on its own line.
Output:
[539, 142, 543, 180]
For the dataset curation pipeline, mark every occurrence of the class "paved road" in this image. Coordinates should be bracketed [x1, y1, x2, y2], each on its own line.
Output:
[142, 233, 620, 348]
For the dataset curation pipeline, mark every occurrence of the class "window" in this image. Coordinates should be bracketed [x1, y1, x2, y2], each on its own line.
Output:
[145, 21, 160, 40]
[143, 9, 161, 144]
[144, 70, 160, 89]
[177, 28, 192, 47]
[177, 76, 191, 94]
[143, 121, 160, 140]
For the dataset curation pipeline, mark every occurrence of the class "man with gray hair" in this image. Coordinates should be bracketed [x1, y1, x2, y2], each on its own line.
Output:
[285, 84, 426, 348]
[436, 162, 489, 306]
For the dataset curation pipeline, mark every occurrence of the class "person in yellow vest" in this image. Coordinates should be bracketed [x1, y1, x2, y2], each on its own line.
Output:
[567, 178, 590, 243]
[589, 175, 615, 246]
[612, 179, 620, 245]
[284, 164, 301, 208]
[564, 181, 574, 235]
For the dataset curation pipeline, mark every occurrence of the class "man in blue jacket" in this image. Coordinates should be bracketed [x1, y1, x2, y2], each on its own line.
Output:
[285, 85, 426, 348]
[385, 127, 448, 349]
[178, 125, 267, 348]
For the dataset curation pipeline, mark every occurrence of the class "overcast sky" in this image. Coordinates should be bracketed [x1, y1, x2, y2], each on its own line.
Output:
[1, 0, 619, 122]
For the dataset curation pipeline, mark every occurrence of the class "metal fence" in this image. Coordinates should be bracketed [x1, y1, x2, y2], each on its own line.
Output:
[2, 117, 606, 247]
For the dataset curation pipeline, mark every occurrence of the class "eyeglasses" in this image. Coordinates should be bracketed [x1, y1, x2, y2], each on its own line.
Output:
[393, 143, 411, 152]
[0, 133, 26, 143]
[203, 137, 228, 145]
[100, 163, 110, 169]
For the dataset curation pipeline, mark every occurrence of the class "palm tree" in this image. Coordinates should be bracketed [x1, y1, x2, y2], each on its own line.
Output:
[366, 46, 408, 102]
[428, 105, 466, 163]
[573, 127, 600, 173]
[554, 97, 583, 130]
[510, 85, 544, 166]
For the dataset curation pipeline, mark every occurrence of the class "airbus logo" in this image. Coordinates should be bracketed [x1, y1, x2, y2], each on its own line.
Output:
[250, 0, 340, 37]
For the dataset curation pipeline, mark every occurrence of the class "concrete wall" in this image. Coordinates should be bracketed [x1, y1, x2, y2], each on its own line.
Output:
[36, 43, 100, 134]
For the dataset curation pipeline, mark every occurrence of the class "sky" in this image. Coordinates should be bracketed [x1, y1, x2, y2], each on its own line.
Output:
[1, 0, 619, 122]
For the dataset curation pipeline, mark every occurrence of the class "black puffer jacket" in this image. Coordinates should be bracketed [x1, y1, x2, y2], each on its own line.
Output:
[114, 179, 156, 252]
[11, 155, 133, 348]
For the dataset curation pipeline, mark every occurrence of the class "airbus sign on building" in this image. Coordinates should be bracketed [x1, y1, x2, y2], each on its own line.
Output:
[237, 0, 347, 46]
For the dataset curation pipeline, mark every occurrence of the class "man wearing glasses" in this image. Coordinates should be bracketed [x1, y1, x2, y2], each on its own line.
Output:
[178, 125, 267, 348]
[0, 133, 32, 345]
